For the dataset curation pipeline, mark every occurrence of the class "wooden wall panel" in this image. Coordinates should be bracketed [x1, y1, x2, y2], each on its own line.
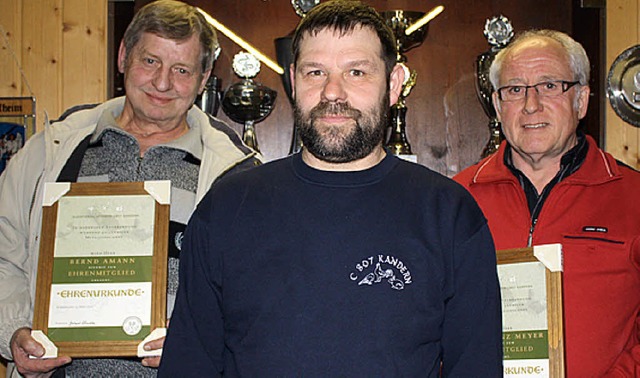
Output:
[0, 0, 107, 132]
[22, 0, 63, 126]
[606, 0, 640, 169]
[61, 0, 108, 112]
[0, 0, 22, 95]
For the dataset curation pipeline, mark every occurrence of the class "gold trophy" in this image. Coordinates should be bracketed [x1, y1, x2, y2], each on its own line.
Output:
[381, 7, 443, 161]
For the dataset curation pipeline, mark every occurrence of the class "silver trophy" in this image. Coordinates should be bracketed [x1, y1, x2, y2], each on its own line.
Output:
[607, 44, 640, 127]
[222, 52, 277, 153]
[291, 0, 320, 17]
[195, 75, 222, 117]
[380, 10, 429, 156]
[476, 15, 514, 157]
[195, 46, 222, 117]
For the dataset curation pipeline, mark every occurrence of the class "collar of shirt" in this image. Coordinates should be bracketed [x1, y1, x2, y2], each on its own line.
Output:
[90, 109, 203, 161]
[504, 130, 588, 216]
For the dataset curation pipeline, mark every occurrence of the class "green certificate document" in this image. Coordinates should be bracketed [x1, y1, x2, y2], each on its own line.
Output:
[499, 261, 549, 376]
[48, 195, 155, 342]
[33, 181, 170, 357]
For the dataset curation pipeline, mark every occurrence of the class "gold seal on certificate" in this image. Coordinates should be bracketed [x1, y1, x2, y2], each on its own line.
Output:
[32, 181, 170, 358]
[123, 316, 143, 336]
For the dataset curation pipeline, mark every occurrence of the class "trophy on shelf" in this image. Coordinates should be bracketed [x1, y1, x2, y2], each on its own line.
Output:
[274, 0, 321, 155]
[195, 75, 222, 117]
[222, 52, 277, 153]
[380, 7, 442, 160]
[476, 15, 514, 157]
[195, 46, 222, 117]
[291, 0, 320, 17]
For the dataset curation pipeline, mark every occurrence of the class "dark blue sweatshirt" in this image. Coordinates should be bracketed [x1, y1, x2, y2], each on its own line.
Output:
[160, 152, 502, 377]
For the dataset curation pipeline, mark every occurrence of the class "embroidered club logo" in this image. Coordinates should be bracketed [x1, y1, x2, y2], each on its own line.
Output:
[349, 255, 412, 291]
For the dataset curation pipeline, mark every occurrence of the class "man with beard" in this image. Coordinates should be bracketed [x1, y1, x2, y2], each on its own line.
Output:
[159, 1, 502, 376]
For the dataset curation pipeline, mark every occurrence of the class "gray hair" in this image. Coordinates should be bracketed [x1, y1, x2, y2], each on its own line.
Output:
[122, 0, 218, 73]
[489, 29, 590, 90]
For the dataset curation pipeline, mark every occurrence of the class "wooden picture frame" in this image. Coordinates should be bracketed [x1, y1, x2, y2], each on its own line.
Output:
[497, 246, 565, 377]
[32, 181, 170, 357]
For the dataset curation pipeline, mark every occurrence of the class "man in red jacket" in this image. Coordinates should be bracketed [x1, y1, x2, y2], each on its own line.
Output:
[455, 29, 640, 376]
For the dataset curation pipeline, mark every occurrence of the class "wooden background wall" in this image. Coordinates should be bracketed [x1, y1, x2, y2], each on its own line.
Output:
[0, 0, 639, 371]
[2, 0, 639, 174]
[0, 0, 107, 127]
[184, 0, 577, 176]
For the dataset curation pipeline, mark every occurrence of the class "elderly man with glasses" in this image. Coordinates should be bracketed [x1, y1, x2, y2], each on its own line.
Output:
[455, 29, 640, 376]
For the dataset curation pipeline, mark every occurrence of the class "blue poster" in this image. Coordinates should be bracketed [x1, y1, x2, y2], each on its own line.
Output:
[0, 122, 25, 175]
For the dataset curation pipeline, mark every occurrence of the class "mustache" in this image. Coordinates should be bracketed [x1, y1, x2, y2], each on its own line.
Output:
[309, 102, 362, 119]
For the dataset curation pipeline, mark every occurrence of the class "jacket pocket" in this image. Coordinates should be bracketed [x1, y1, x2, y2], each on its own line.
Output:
[561, 232, 632, 279]
[562, 233, 633, 277]
[562, 233, 625, 245]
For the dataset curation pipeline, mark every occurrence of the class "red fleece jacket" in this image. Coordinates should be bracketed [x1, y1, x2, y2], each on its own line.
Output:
[455, 135, 640, 377]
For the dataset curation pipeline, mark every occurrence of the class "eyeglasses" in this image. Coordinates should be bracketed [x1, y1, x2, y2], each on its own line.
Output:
[497, 80, 580, 102]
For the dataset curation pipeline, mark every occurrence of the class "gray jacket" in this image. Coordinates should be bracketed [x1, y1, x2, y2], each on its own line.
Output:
[0, 96, 259, 361]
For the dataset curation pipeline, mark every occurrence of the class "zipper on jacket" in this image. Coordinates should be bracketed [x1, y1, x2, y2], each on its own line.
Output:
[527, 218, 537, 247]
[29, 173, 44, 225]
[526, 181, 550, 247]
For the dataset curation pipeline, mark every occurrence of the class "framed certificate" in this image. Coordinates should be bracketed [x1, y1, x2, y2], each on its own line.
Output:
[497, 245, 565, 378]
[32, 181, 170, 357]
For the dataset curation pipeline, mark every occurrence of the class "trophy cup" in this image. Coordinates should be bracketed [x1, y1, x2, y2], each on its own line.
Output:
[222, 52, 277, 153]
[274, 0, 321, 155]
[476, 15, 514, 157]
[380, 10, 429, 161]
[274, 33, 301, 154]
[195, 46, 222, 117]
[291, 0, 320, 17]
[195, 75, 222, 117]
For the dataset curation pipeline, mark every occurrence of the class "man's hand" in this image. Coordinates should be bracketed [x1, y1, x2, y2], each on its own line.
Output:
[10, 327, 72, 378]
[140, 335, 164, 368]
[141, 319, 169, 368]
